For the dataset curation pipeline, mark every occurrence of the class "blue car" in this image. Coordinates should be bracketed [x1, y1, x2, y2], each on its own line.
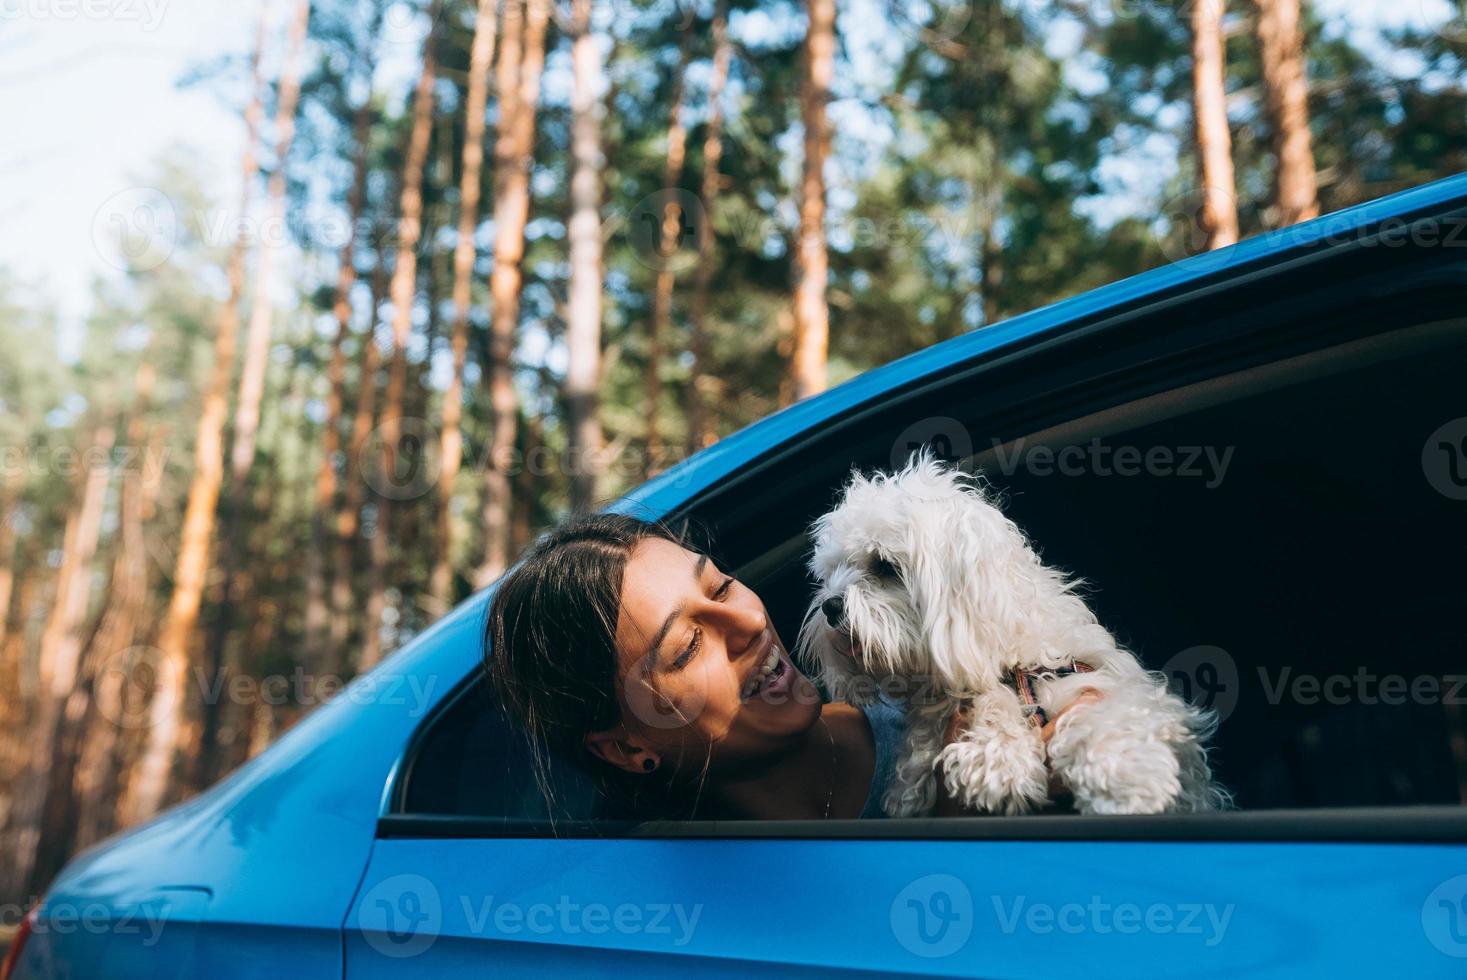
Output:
[12, 174, 1467, 979]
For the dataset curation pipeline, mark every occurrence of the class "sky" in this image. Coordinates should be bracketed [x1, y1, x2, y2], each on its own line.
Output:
[0, 0, 1456, 348]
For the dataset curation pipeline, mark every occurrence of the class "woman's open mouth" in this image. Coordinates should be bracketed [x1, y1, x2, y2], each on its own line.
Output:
[741, 641, 793, 701]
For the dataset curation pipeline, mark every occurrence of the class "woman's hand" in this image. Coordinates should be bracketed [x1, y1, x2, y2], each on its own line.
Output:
[1039, 687, 1103, 798]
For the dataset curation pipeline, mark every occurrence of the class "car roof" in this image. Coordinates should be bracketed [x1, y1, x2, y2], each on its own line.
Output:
[618, 170, 1467, 518]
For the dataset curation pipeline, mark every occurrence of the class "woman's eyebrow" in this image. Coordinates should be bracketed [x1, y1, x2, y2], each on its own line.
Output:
[646, 553, 711, 668]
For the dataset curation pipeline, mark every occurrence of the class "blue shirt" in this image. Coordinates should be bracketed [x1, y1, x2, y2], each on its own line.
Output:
[858, 696, 907, 819]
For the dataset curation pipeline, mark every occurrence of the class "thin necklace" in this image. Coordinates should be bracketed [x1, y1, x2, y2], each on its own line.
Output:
[819, 716, 837, 819]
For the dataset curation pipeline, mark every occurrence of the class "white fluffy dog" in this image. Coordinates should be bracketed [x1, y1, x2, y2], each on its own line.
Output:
[799, 454, 1228, 817]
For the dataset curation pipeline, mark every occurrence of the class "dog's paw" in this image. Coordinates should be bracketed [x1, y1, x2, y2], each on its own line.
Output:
[1051, 728, 1182, 815]
[936, 736, 1049, 816]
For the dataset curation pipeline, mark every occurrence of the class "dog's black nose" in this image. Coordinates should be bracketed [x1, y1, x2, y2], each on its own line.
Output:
[821, 596, 845, 628]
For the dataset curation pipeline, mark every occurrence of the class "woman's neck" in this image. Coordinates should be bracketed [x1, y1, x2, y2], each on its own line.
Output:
[701, 703, 874, 820]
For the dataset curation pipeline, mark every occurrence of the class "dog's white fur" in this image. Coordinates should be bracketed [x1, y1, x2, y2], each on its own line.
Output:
[798, 453, 1228, 817]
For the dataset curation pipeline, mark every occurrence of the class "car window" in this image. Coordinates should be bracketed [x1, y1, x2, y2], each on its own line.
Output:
[399, 680, 602, 822]
[968, 320, 1467, 809]
[397, 316, 1467, 823]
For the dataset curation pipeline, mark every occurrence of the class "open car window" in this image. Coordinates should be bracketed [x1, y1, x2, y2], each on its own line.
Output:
[392, 307, 1467, 836]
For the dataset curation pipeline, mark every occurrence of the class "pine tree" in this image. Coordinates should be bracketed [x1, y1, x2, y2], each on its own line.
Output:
[1252, 0, 1319, 224]
[566, 0, 608, 510]
[478, 0, 550, 586]
[790, 0, 835, 402]
[432, 0, 500, 610]
[1191, 0, 1240, 248]
[119, 13, 270, 827]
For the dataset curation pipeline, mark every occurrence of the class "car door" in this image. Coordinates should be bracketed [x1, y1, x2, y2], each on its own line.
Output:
[346, 183, 1467, 977]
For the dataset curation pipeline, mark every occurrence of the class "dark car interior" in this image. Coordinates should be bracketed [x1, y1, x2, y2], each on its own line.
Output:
[398, 269, 1467, 830]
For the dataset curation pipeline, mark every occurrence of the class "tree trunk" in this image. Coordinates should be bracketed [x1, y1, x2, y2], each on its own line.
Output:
[363, 8, 439, 670]
[72, 403, 155, 853]
[789, 0, 835, 402]
[511, 411, 541, 556]
[1190, 0, 1240, 249]
[685, 0, 730, 457]
[230, 0, 312, 481]
[35, 358, 157, 882]
[183, 0, 311, 795]
[567, 0, 608, 510]
[1253, 0, 1319, 225]
[304, 0, 383, 658]
[431, 0, 499, 612]
[0, 471, 19, 653]
[334, 261, 387, 672]
[117, 14, 268, 828]
[477, 0, 549, 587]
[979, 180, 1004, 326]
[4, 424, 113, 899]
[305, 95, 373, 666]
[643, 25, 694, 480]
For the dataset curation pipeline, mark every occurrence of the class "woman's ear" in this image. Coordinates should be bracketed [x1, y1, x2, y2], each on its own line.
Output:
[584, 726, 659, 775]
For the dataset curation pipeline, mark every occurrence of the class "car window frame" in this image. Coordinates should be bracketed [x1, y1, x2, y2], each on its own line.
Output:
[383, 200, 1467, 844]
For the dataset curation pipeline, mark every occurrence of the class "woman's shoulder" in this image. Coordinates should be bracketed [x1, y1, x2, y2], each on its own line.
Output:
[826, 696, 906, 819]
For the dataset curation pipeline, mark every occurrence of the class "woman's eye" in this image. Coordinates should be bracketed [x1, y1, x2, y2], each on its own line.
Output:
[673, 627, 703, 669]
[872, 556, 900, 580]
[713, 575, 734, 600]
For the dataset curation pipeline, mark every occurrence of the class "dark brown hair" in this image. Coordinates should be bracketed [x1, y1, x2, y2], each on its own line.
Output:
[484, 513, 686, 819]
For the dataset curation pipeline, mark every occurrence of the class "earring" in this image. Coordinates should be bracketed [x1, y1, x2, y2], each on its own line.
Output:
[642, 757, 657, 772]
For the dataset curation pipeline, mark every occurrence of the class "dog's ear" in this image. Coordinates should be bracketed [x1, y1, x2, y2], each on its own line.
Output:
[901, 486, 1012, 693]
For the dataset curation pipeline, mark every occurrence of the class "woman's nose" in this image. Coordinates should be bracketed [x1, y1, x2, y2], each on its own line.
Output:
[721, 598, 768, 654]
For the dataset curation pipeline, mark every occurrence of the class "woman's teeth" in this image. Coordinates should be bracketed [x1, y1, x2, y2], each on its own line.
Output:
[742, 646, 785, 699]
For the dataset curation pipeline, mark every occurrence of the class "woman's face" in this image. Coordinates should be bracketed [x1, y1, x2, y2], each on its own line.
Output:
[596, 536, 822, 774]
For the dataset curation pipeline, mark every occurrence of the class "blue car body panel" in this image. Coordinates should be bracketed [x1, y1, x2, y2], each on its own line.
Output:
[346, 838, 1464, 978]
[20, 172, 1467, 978]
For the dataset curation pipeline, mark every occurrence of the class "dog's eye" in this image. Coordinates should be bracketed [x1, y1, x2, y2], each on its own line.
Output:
[871, 556, 900, 580]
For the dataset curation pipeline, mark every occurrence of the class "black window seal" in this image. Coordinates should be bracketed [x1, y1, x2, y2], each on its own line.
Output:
[378, 805, 1467, 844]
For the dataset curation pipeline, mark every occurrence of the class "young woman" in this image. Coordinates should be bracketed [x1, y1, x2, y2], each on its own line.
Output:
[485, 513, 1097, 821]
